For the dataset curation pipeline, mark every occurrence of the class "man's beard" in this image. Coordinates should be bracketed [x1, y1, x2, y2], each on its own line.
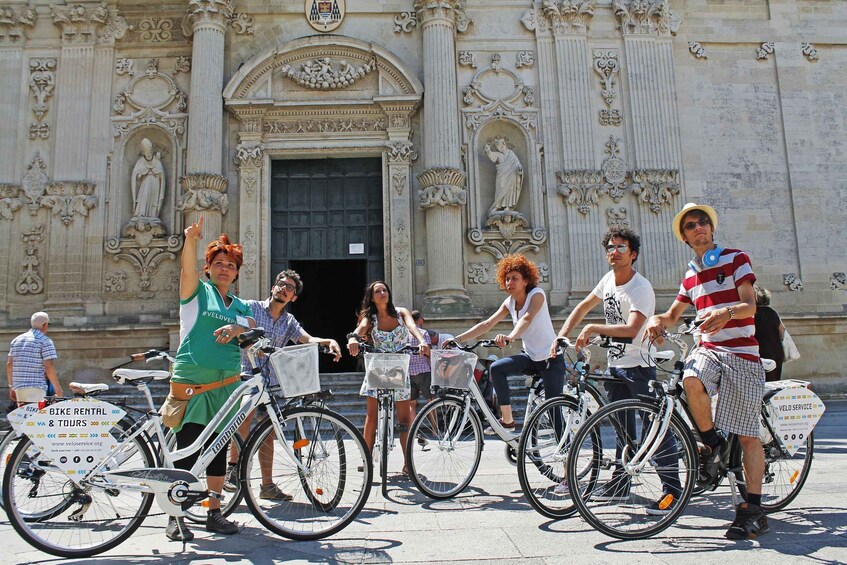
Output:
[272, 295, 287, 304]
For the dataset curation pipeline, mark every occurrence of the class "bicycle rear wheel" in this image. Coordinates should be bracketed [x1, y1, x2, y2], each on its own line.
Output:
[518, 395, 592, 519]
[406, 397, 483, 499]
[241, 407, 371, 540]
[0, 430, 23, 511]
[3, 430, 155, 558]
[735, 431, 814, 512]
[567, 399, 698, 540]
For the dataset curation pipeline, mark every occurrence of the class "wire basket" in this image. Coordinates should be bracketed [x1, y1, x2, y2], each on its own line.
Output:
[364, 353, 410, 391]
[268, 343, 320, 398]
[431, 349, 477, 390]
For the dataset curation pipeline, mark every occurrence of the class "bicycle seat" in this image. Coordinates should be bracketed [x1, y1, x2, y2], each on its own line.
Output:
[654, 350, 675, 362]
[69, 382, 109, 395]
[761, 358, 776, 372]
[112, 368, 171, 384]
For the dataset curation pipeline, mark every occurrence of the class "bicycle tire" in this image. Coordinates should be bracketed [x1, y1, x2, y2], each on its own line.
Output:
[517, 395, 589, 519]
[163, 428, 245, 523]
[241, 407, 372, 541]
[406, 396, 483, 499]
[0, 429, 23, 511]
[568, 399, 698, 540]
[381, 397, 390, 497]
[3, 429, 156, 557]
[734, 430, 814, 512]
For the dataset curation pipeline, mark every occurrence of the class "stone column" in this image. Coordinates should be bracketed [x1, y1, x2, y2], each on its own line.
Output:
[384, 140, 417, 308]
[415, 0, 472, 315]
[180, 0, 233, 257]
[234, 143, 263, 299]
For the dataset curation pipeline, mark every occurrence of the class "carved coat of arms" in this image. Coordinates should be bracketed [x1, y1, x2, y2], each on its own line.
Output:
[306, 0, 345, 32]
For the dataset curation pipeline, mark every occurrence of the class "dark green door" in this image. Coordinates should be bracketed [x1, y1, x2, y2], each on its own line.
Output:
[270, 158, 384, 372]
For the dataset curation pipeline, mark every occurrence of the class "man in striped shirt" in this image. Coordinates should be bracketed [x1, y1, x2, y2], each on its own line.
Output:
[645, 203, 768, 540]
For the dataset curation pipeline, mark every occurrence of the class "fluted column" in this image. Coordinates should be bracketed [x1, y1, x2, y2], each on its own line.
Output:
[415, 0, 472, 315]
[180, 0, 232, 256]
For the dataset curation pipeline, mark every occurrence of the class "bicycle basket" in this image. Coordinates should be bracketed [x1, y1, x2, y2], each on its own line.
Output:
[364, 353, 410, 391]
[431, 349, 477, 390]
[268, 343, 321, 398]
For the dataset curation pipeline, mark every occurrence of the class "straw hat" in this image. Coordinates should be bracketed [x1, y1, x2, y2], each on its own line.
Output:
[672, 202, 718, 242]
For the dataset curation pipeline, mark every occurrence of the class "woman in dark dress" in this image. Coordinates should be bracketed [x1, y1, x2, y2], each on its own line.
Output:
[754, 286, 785, 382]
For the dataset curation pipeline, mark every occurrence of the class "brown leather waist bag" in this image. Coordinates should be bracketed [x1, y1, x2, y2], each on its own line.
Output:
[168, 375, 241, 401]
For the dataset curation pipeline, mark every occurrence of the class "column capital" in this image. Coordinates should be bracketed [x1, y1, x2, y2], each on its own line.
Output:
[384, 141, 418, 164]
[234, 144, 264, 169]
[184, 0, 234, 34]
[417, 167, 467, 209]
[414, 1, 469, 31]
[178, 173, 229, 214]
[51, 4, 129, 45]
[613, 0, 673, 36]
[539, 1, 595, 36]
[0, 4, 37, 44]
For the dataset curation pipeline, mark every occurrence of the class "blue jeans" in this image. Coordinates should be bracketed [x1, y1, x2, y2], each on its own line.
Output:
[606, 366, 682, 497]
[490, 353, 565, 410]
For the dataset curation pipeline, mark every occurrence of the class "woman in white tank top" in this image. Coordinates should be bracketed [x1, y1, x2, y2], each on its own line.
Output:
[449, 254, 564, 430]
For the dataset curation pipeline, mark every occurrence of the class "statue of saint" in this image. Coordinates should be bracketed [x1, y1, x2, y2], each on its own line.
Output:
[484, 137, 523, 213]
[131, 138, 165, 219]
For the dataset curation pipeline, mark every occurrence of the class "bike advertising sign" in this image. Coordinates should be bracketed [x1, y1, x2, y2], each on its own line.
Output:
[8, 398, 127, 482]
[765, 385, 826, 456]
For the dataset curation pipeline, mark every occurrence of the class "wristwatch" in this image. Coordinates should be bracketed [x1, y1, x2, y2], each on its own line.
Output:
[727, 306, 735, 319]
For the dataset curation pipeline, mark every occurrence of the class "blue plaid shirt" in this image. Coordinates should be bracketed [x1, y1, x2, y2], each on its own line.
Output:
[9, 329, 57, 390]
[241, 299, 304, 386]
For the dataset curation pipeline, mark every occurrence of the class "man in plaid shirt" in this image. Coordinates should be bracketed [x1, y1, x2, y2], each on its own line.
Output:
[7, 311, 64, 404]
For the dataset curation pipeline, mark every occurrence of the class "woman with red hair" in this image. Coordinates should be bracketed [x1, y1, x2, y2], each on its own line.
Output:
[450, 254, 563, 432]
[166, 217, 254, 541]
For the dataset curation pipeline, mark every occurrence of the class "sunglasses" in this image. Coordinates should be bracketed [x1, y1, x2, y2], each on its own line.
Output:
[683, 218, 711, 231]
[605, 244, 629, 254]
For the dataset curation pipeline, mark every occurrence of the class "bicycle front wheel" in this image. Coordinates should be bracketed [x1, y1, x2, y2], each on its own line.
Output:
[517, 395, 589, 519]
[567, 399, 698, 540]
[735, 430, 814, 512]
[241, 407, 372, 541]
[3, 430, 155, 558]
[406, 397, 483, 499]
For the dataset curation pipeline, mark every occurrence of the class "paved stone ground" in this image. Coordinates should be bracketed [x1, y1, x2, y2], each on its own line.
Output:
[2, 401, 846, 565]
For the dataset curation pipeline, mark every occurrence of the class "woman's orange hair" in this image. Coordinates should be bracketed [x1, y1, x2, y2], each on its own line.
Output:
[204, 234, 243, 277]
[495, 254, 540, 290]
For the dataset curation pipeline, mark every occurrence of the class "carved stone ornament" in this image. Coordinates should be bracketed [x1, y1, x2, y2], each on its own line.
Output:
[29, 123, 50, 140]
[783, 273, 803, 291]
[613, 0, 671, 36]
[393, 11, 417, 33]
[105, 234, 184, 298]
[385, 141, 418, 163]
[538, 262, 550, 283]
[600, 108, 622, 126]
[468, 225, 546, 260]
[263, 117, 385, 135]
[417, 167, 467, 209]
[41, 181, 97, 225]
[230, 13, 254, 34]
[0, 4, 37, 43]
[486, 209, 529, 240]
[17, 225, 44, 295]
[29, 58, 56, 122]
[831, 272, 846, 290]
[393, 219, 412, 279]
[306, 0, 345, 33]
[115, 57, 134, 76]
[688, 42, 707, 60]
[234, 144, 264, 169]
[51, 3, 129, 44]
[593, 49, 619, 107]
[414, 0, 470, 32]
[539, 1, 595, 35]
[801, 43, 819, 62]
[390, 170, 407, 196]
[757, 42, 775, 60]
[462, 54, 534, 109]
[606, 206, 629, 227]
[630, 169, 680, 213]
[459, 51, 477, 68]
[516, 51, 535, 69]
[111, 60, 188, 141]
[280, 57, 375, 90]
[557, 136, 629, 214]
[183, 0, 235, 33]
[0, 183, 23, 219]
[467, 262, 492, 285]
[174, 56, 191, 74]
[520, 9, 538, 32]
[138, 17, 173, 42]
[20, 152, 48, 214]
[104, 271, 128, 293]
[178, 173, 229, 214]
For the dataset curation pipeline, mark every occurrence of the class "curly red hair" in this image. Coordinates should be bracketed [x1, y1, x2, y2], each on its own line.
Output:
[204, 234, 243, 278]
[495, 254, 539, 290]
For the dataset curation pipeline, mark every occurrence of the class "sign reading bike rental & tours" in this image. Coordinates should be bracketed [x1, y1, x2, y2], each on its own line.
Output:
[306, 0, 345, 32]
[8, 398, 127, 483]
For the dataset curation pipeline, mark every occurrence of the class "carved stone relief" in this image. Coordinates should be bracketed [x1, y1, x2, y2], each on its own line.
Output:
[115, 57, 134, 76]
[280, 57, 375, 90]
[537, 1, 596, 35]
[263, 117, 385, 135]
[41, 181, 97, 226]
[0, 4, 37, 43]
[600, 109, 622, 127]
[832, 273, 846, 290]
[17, 225, 44, 295]
[174, 56, 191, 74]
[467, 262, 492, 284]
[484, 137, 524, 216]
[630, 170, 680, 213]
[557, 136, 628, 214]
[29, 58, 56, 123]
[593, 50, 620, 121]
[393, 12, 417, 33]
[418, 168, 467, 209]
[459, 51, 477, 68]
[516, 51, 534, 69]
[757, 42, 775, 60]
[538, 262, 550, 283]
[111, 58, 188, 141]
[51, 3, 129, 44]
[28, 123, 50, 140]
[801, 43, 819, 62]
[784, 273, 803, 291]
[613, 0, 672, 36]
[385, 141, 418, 164]
[124, 138, 166, 244]
[462, 54, 535, 110]
[234, 144, 264, 169]
[104, 271, 128, 293]
[230, 13, 254, 35]
[606, 206, 630, 228]
[138, 17, 173, 42]
[105, 234, 183, 298]
[178, 173, 228, 214]
[0, 184, 22, 219]
[688, 42, 707, 60]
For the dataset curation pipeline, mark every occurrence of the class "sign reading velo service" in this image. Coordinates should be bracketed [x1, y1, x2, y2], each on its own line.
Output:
[306, 0, 345, 32]
[8, 398, 127, 482]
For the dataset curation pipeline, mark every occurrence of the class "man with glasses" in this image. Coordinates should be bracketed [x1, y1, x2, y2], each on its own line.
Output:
[549, 227, 681, 508]
[223, 270, 342, 499]
[645, 203, 768, 540]
[7, 311, 63, 405]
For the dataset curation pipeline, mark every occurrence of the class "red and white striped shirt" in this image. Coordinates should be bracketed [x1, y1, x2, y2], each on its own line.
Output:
[676, 248, 759, 362]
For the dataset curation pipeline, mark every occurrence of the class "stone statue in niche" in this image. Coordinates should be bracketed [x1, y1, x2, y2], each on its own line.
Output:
[484, 137, 523, 213]
[124, 138, 166, 245]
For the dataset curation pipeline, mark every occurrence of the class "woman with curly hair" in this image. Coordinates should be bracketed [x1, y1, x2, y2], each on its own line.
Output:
[450, 254, 563, 432]
[166, 217, 254, 541]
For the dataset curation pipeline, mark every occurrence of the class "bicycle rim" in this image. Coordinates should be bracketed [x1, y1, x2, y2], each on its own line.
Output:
[517, 396, 586, 519]
[242, 408, 372, 541]
[735, 430, 813, 512]
[3, 432, 155, 558]
[407, 397, 482, 499]
[568, 399, 697, 539]
[0, 430, 23, 510]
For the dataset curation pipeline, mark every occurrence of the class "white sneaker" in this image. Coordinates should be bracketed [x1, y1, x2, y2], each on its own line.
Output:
[554, 479, 569, 495]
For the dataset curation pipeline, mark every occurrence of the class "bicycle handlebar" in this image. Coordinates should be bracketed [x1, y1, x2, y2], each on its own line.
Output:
[441, 338, 500, 351]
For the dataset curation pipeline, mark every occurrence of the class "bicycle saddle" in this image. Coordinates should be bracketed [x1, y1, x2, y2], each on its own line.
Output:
[112, 368, 171, 384]
[69, 382, 109, 395]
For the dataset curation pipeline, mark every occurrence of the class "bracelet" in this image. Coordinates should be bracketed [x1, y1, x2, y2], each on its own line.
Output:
[727, 307, 735, 319]
[235, 315, 250, 327]
[346, 332, 360, 341]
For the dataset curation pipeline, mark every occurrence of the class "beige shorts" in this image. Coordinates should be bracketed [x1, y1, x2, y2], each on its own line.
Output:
[14, 386, 46, 404]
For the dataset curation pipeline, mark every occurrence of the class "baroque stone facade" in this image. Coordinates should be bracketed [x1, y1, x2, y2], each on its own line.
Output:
[1, 1, 846, 394]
